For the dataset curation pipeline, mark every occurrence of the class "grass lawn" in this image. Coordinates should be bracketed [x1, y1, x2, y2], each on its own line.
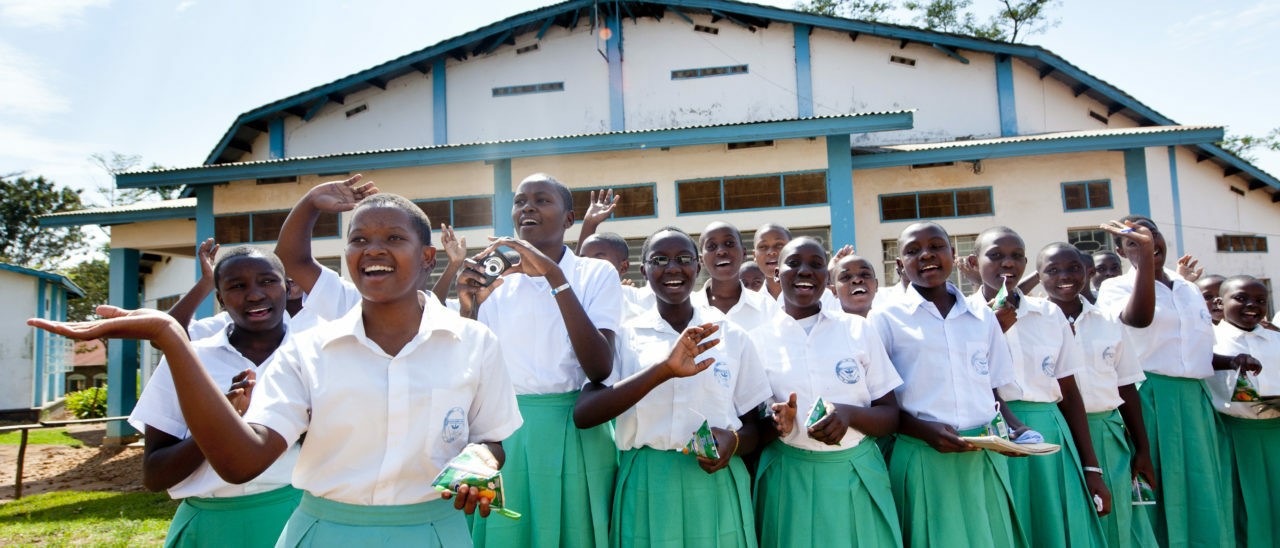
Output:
[0, 429, 83, 448]
[0, 491, 176, 546]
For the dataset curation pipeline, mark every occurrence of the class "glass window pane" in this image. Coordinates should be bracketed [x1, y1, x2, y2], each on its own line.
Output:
[955, 189, 993, 216]
[724, 176, 782, 210]
[918, 191, 956, 218]
[1087, 181, 1111, 209]
[416, 200, 452, 228]
[570, 190, 594, 221]
[215, 215, 250, 244]
[1063, 183, 1087, 210]
[678, 180, 723, 213]
[616, 186, 656, 218]
[313, 212, 340, 238]
[880, 195, 917, 221]
[251, 211, 289, 242]
[1067, 228, 1113, 254]
[783, 172, 827, 206]
[452, 197, 493, 228]
[881, 239, 900, 286]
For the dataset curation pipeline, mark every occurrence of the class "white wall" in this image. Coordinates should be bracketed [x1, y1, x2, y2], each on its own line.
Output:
[0, 272, 36, 409]
[287, 71, 435, 157]
[1012, 58, 1141, 135]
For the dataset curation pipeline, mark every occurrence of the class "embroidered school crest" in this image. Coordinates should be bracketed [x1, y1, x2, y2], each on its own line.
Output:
[971, 350, 990, 375]
[713, 362, 731, 388]
[1102, 346, 1116, 367]
[835, 358, 862, 384]
[1041, 356, 1056, 376]
[442, 407, 466, 443]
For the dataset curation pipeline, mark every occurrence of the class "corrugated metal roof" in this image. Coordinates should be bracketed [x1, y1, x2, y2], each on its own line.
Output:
[0, 263, 86, 298]
[880, 125, 1223, 152]
[41, 198, 196, 219]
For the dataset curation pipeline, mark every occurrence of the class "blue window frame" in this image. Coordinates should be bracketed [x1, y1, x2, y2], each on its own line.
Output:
[215, 210, 340, 244]
[414, 196, 494, 229]
[878, 187, 994, 222]
[570, 183, 659, 222]
[1216, 235, 1268, 253]
[671, 64, 748, 80]
[675, 171, 827, 215]
[1061, 180, 1113, 211]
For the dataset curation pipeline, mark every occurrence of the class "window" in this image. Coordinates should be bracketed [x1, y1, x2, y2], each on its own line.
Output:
[1216, 235, 1268, 253]
[882, 234, 979, 296]
[1067, 228, 1115, 255]
[317, 257, 342, 273]
[570, 185, 658, 221]
[879, 188, 993, 222]
[92, 373, 107, 388]
[492, 82, 564, 97]
[671, 64, 748, 80]
[1061, 180, 1112, 211]
[677, 172, 828, 214]
[66, 374, 87, 393]
[414, 197, 494, 229]
[154, 295, 181, 311]
[215, 211, 339, 244]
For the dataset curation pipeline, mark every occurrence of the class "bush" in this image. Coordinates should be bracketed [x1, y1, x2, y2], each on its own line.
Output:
[65, 386, 108, 419]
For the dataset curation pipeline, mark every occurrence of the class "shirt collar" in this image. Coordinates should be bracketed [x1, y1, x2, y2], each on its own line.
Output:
[1215, 319, 1264, 340]
[319, 291, 464, 350]
[698, 279, 770, 313]
[631, 303, 724, 335]
[900, 282, 975, 318]
[195, 317, 292, 358]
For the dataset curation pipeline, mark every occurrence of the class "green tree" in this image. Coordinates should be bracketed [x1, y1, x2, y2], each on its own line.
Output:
[0, 175, 87, 269]
[903, 0, 1059, 42]
[796, 0, 896, 21]
[89, 151, 183, 206]
[1221, 128, 1280, 162]
[63, 256, 109, 321]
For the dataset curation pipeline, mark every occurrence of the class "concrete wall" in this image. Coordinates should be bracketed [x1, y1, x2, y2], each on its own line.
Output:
[287, 71, 436, 157]
[0, 271, 36, 409]
[1012, 58, 1141, 135]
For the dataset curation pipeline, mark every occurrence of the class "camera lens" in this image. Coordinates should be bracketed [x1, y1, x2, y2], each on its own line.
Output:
[483, 256, 505, 276]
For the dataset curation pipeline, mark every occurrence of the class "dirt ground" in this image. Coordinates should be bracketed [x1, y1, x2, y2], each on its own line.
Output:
[0, 423, 145, 502]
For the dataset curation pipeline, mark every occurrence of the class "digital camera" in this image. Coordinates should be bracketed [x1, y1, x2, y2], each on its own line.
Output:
[478, 250, 520, 286]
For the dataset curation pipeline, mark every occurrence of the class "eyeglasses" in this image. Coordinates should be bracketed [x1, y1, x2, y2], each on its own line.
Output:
[647, 255, 697, 267]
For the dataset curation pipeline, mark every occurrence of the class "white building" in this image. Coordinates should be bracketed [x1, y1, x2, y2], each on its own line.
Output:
[0, 263, 83, 419]
[42, 0, 1280, 434]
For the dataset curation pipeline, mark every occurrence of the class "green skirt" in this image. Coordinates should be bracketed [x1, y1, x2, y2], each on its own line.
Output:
[889, 429, 1026, 548]
[1004, 401, 1105, 548]
[1087, 410, 1157, 548]
[1222, 415, 1280, 548]
[1139, 373, 1234, 548]
[166, 485, 302, 548]
[276, 493, 471, 547]
[612, 447, 757, 548]
[754, 439, 902, 548]
[471, 392, 617, 548]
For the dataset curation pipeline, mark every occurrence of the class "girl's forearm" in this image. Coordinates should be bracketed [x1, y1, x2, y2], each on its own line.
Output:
[573, 365, 673, 428]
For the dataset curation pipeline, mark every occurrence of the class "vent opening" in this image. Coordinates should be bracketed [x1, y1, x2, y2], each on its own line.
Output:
[345, 104, 367, 117]
[516, 44, 539, 55]
[727, 140, 774, 150]
[1088, 110, 1109, 124]
[889, 55, 916, 67]
[694, 24, 719, 35]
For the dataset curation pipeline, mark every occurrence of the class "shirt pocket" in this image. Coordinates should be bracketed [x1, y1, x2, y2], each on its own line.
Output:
[1089, 338, 1121, 374]
[964, 341, 993, 378]
[692, 345, 736, 421]
[1032, 345, 1059, 378]
[428, 389, 472, 465]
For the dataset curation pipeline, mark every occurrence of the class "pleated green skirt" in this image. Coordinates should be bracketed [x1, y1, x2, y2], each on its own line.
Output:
[889, 429, 1026, 548]
[471, 391, 617, 548]
[166, 485, 302, 548]
[612, 447, 757, 548]
[276, 493, 471, 547]
[754, 438, 902, 548]
[1221, 415, 1280, 548]
[1004, 401, 1106, 548]
[1139, 373, 1233, 548]
[1087, 410, 1158, 548]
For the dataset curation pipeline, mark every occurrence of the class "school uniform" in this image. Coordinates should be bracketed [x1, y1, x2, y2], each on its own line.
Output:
[870, 283, 908, 311]
[966, 291, 1104, 548]
[750, 308, 903, 548]
[1070, 296, 1157, 548]
[1208, 321, 1280, 547]
[243, 294, 522, 547]
[129, 324, 302, 548]
[611, 306, 771, 548]
[472, 247, 622, 548]
[868, 283, 1026, 548]
[692, 280, 777, 332]
[1096, 268, 1233, 548]
[769, 286, 840, 316]
[619, 284, 655, 322]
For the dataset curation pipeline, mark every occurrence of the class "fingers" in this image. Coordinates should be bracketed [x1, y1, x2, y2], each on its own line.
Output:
[95, 305, 132, 318]
[787, 392, 798, 409]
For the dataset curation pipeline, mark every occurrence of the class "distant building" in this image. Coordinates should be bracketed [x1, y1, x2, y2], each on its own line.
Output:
[0, 263, 84, 420]
[68, 339, 108, 393]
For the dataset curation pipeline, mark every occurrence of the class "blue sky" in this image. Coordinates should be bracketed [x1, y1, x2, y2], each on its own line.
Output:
[1, 0, 1276, 204]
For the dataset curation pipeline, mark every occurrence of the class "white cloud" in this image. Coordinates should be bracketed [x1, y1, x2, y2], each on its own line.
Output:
[0, 124, 108, 193]
[0, 0, 110, 29]
[0, 41, 69, 118]
[176, 0, 195, 13]
[1167, 2, 1280, 50]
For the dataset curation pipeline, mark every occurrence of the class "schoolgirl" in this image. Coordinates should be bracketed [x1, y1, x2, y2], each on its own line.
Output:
[750, 237, 903, 547]
[693, 221, 776, 331]
[39, 193, 523, 546]
[575, 227, 770, 548]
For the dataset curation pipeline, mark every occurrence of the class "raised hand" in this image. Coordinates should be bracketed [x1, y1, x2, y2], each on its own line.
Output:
[1099, 220, 1154, 257]
[307, 174, 378, 213]
[1176, 254, 1203, 282]
[958, 254, 983, 286]
[770, 393, 798, 437]
[440, 223, 468, 264]
[29, 305, 183, 343]
[197, 238, 219, 282]
[828, 245, 854, 272]
[582, 189, 619, 226]
[661, 323, 721, 378]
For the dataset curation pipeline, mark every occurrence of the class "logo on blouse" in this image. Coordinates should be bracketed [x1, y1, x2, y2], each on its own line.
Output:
[442, 407, 466, 444]
[1102, 346, 1116, 367]
[835, 358, 862, 384]
[1200, 308, 1212, 323]
[1041, 356, 1056, 376]
[972, 350, 990, 375]
[713, 362, 731, 388]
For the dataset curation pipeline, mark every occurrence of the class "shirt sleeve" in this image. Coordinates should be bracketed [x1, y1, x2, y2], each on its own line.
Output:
[1094, 277, 1132, 318]
[187, 313, 229, 341]
[867, 310, 896, 357]
[732, 334, 773, 418]
[986, 315, 1017, 389]
[1114, 330, 1146, 386]
[128, 359, 188, 438]
[1052, 311, 1085, 379]
[581, 262, 623, 334]
[304, 267, 364, 322]
[853, 317, 903, 400]
[242, 338, 313, 446]
[466, 327, 524, 443]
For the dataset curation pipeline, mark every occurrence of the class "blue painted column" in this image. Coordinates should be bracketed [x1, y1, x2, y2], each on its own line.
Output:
[606, 11, 625, 131]
[195, 185, 215, 318]
[268, 118, 285, 159]
[826, 134, 855, 249]
[33, 280, 47, 407]
[492, 159, 514, 238]
[107, 247, 140, 440]
[433, 58, 448, 144]
[1166, 146, 1184, 256]
[794, 24, 813, 118]
[995, 54, 1018, 137]
[1124, 149, 1151, 218]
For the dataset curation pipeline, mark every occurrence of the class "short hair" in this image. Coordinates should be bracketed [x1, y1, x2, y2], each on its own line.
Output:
[520, 173, 574, 211]
[1196, 274, 1227, 289]
[740, 260, 763, 272]
[582, 231, 630, 258]
[782, 236, 827, 261]
[1092, 250, 1120, 262]
[352, 193, 433, 246]
[1079, 250, 1095, 268]
[641, 226, 695, 260]
[896, 222, 949, 253]
[699, 221, 743, 247]
[1221, 275, 1261, 294]
[213, 246, 286, 286]
[1036, 242, 1083, 268]
[976, 226, 1023, 249]
[754, 223, 792, 242]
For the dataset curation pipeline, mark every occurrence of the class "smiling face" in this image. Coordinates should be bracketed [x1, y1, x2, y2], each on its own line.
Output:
[1115, 219, 1167, 271]
[699, 223, 745, 282]
[1221, 278, 1268, 331]
[739, 262, 765, 292]
[1038, 245, 1087, 303]
[778, 239, 829, 316]
[1197, 275, 1227, 324]
[833, 255, 878, 316]
[216, 255, 288, 333]
[1092, 252, 1122, 289]
[512, 178, 573, 249]
[345, 206, 436, 304]
[641, 230, 700, 305]
[897, 223, 954, 289]
[753, 227, 790, 279]
[975, 231, 1027, 294]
